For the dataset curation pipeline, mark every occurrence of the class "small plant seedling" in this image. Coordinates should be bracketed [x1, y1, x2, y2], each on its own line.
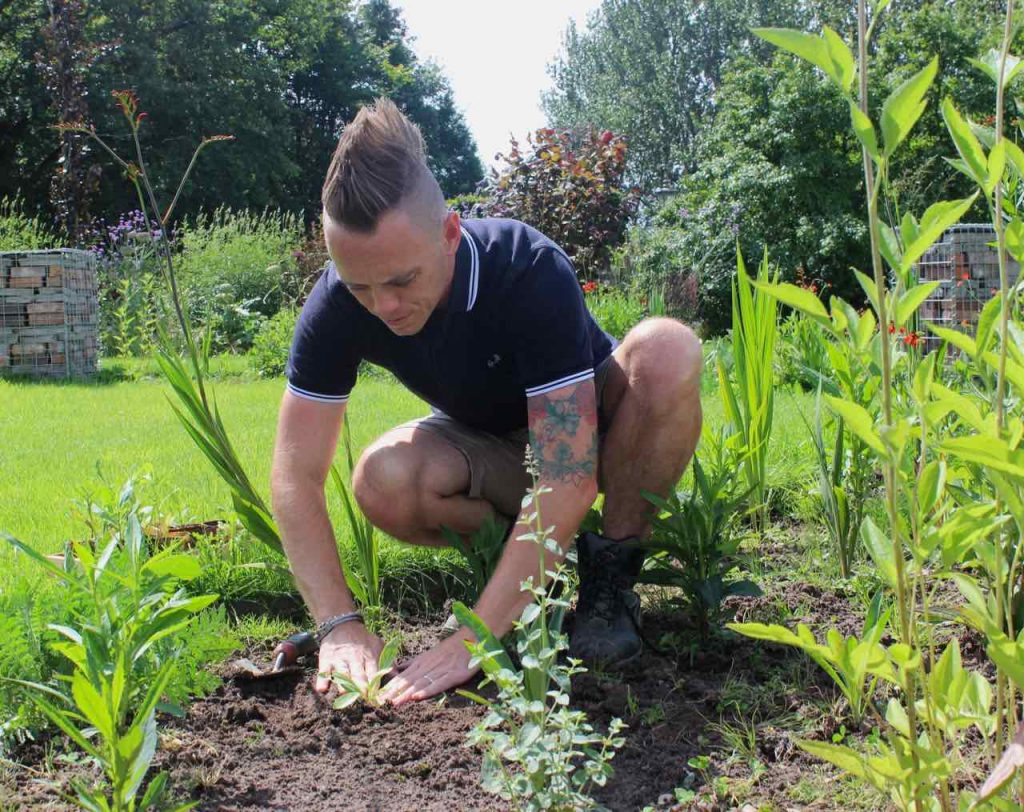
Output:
[326, 638, 401, 708]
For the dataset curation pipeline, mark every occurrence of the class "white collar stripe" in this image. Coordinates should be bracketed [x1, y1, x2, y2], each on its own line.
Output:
[462, 226, 479, 311]
[287, 382, 350, 403]
[524, 368, 595, 398]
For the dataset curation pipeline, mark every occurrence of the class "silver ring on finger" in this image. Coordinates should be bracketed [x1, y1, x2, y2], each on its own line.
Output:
[424, 675, 435, 685]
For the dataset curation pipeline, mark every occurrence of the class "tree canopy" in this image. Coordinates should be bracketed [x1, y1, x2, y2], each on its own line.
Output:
[0, 0, 484, 239]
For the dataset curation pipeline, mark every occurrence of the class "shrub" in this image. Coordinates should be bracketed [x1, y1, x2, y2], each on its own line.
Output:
[249, 308, 298, 377]
[482, 128, 640, 279]
[84, 210, 176, 357]
[177, 208, 304, 348]
[0, 196, 56, 251]
[583, 284, 645, 340]
[447, 193, 488, 219]
[610, 222, 699, 325]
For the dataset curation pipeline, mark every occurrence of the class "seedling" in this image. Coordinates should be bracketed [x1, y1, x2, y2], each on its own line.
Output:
[326, 638, 401, 709]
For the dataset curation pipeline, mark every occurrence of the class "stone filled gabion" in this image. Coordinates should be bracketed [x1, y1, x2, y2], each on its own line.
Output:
[0, 249, 98, 378]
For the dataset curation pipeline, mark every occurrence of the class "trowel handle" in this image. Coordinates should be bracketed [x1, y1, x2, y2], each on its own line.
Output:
[271, 631, 318, 671]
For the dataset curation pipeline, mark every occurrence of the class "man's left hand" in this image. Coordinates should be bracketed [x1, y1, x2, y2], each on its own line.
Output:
[380, 629, 478, 706]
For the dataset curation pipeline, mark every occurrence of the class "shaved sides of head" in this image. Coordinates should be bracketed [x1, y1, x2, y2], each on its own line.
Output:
[321, 97, 446, 234]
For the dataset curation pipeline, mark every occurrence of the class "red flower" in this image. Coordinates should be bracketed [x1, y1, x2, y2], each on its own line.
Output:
[903, 331, 920, 348]
[888, 323, 896, 334]
[582, 281, 598, 294]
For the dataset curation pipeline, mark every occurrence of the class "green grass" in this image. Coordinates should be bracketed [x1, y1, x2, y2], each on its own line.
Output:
[0, 359, 422, 548]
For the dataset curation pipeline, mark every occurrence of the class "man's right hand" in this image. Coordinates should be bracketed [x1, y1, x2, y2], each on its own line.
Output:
[314, 622, 386, 694]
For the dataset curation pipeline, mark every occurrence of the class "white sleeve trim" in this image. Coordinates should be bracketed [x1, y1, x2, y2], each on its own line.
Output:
[287, 382, 350, 404]
[525, 368, 595, 398]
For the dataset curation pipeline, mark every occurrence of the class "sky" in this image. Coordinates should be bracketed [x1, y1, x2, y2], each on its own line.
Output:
[390, 0, 603, 171]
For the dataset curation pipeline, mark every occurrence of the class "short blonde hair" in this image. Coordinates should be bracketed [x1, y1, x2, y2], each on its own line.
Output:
[321, 98, 445, 232]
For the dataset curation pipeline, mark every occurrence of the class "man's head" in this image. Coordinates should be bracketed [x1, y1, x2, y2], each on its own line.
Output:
[321, 98, 460, 336]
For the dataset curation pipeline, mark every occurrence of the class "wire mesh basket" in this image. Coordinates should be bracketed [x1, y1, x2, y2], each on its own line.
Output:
[0, 249, 99, 378]
[916, 224, 1018, 355]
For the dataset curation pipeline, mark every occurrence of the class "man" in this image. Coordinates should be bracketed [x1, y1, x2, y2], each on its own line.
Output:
[270, 99, 702, 707]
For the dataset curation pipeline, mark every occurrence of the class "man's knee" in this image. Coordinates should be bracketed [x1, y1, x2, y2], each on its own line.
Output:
[352, 443, 421, 533]
[623, 317, 702, 399]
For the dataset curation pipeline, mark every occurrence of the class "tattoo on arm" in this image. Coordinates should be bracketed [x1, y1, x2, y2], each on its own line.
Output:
[527, 380, 599, 487]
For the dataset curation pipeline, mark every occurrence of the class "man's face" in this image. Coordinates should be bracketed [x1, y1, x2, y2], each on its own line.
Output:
[324, 207, 461, 336]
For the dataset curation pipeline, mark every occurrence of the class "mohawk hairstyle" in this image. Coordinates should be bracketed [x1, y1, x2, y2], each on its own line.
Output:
[321, 97, 443, 232]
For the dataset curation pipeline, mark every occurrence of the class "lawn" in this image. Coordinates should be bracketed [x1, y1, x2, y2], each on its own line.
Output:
[0, 356, 817, 551]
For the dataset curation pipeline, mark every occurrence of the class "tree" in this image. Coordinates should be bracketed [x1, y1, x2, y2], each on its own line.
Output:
[0, 0, 482, 236]
[674, 54, 868, 333]
[543, 0, 854, 191]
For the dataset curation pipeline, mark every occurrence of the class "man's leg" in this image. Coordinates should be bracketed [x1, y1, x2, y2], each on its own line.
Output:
[351, 425, 495, 547]
[570, 317, 703, 665]
[599, 317, 703, 538]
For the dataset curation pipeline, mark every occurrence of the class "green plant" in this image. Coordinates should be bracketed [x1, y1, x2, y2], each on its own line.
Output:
[718, 247, 778, 531]
[730, 592, 893, 727]
[177, 207, 304, 322]
[582, 284, 646, 340]
[327, 638, 401, 708]
[59, 91, 286, 561]
[805, 386, 874, 579]
[248, 308, 298, 378]
[329, 414, 381, 611]
[0, 196, 55, 250]
[2, 501, 214, 810]
[452, 457, 625, 810]
[441, 514, 508, 602]
[729, 3, 1024, 807]
[483, 127, 640, 280]
[637, 427, 759, 642]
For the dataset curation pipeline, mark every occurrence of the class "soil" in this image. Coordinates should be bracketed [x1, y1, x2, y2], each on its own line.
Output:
[7, 592, 873, 812]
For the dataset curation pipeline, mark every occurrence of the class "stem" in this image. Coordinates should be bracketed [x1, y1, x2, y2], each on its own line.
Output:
[128, 124, 209, 412]
[857, 3, 922, 807]
[991, 0, 1016, 760]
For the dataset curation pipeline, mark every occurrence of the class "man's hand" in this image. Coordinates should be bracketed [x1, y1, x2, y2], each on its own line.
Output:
[315, 622, 385, 694]
[379, 629, 478, 706]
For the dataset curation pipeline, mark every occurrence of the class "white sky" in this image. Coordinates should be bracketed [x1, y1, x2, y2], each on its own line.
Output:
[390, 0, 603, 172]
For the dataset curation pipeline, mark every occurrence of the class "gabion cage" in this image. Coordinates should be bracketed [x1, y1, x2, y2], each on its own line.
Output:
[916, 224, 1019, 354]
[0, 249, 99, 379]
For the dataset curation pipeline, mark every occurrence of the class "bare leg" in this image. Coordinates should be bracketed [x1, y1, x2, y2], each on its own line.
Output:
[598, 318, 703, 540]
[352, 426, 496, 547]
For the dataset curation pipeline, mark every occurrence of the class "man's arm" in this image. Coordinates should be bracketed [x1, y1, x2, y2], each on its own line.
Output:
[379, 377, 598, 705]
[270, 390, 383, 690]
[470, 377, 600, 638]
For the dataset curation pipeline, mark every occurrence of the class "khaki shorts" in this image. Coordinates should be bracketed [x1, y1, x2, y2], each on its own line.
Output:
[396, 356, 615, 517]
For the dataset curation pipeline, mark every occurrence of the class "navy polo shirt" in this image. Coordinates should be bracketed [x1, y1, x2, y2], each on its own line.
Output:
[285, 217, 617, 436]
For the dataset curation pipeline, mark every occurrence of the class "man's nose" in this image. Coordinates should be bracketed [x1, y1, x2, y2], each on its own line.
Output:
[372, 289, 400, 317]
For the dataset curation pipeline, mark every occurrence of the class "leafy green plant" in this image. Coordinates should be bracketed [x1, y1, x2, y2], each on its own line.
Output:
[729, 593, 893, 726]
[330, 414, 381, 612]
[453, 457, 625, 810]
[0, 195, 55, 250]
[441, 514, 508, 602]
[733, 2, 1024, 807]
[805, 386, 874, 579]
[327, 638, 401, 709]
[59, 91, 285, 560]
[177, 207, 304, 323]
[248, 308, 298, 378]
[718, 248, 778, 531]
[2, 502, 214, 811]
[582, 284, 646, 340]
[637, 428, 759, 641]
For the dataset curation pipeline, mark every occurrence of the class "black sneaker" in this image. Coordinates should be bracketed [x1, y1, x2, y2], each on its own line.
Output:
[569, 532, 645, 666]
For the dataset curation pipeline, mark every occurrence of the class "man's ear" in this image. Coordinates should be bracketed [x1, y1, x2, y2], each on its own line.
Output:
[443, 209, 461, 255]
